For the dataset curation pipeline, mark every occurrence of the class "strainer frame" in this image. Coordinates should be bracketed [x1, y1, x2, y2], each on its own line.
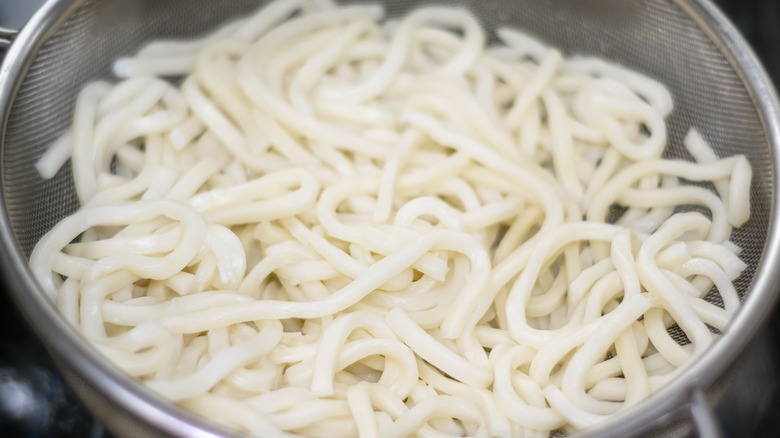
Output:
[1, 0, 779, 437]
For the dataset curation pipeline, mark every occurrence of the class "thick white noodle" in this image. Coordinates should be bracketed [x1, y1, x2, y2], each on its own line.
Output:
[30, 0, 752, 436]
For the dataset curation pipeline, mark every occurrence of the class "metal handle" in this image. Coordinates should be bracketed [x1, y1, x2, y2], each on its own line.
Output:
[690, 388, 722, 438]
[0, 26, 18, 51]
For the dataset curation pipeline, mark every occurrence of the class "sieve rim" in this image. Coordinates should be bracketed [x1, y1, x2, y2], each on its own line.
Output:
[0, 0, 779, 437]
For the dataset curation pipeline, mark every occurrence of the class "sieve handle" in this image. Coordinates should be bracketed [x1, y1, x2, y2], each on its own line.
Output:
[0, 26, 17, 51]
[690, 388, 722, 438]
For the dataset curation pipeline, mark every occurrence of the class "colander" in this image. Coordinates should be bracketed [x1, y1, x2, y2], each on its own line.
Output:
[0, 0, 779, 437]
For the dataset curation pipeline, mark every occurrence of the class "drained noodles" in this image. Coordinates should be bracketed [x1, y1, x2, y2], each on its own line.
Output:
[29, 0, 752, 436]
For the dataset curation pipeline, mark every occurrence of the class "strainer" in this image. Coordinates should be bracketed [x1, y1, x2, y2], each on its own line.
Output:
[0, 0, 779, 437]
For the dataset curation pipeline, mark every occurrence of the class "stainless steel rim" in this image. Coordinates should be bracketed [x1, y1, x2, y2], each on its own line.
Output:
[0, 0, 778, 436]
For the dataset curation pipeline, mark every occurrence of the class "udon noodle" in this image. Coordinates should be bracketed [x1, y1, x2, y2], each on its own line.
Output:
[30, 0, 752, 436]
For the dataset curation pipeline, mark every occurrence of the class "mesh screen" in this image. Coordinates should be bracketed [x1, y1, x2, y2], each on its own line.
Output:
[0, 0, 774, 436]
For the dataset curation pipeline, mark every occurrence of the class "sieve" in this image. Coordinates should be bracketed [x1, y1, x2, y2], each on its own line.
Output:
[1, 0, 779, 437]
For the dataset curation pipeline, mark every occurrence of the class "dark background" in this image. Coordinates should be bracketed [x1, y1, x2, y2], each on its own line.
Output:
[1, 0, 779, 437]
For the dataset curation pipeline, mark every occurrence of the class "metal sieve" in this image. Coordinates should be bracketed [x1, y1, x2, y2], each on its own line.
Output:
[0, 0, 779, 437]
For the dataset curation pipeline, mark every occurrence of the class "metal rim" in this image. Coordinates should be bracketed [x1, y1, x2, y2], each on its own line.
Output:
[0, 0, 778, 437]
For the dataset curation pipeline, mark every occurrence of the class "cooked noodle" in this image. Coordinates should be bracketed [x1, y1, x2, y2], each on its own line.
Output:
[30, 0, 752, 436]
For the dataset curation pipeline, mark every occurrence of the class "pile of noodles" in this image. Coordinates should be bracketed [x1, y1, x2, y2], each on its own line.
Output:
[30, 0, 752, 436]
